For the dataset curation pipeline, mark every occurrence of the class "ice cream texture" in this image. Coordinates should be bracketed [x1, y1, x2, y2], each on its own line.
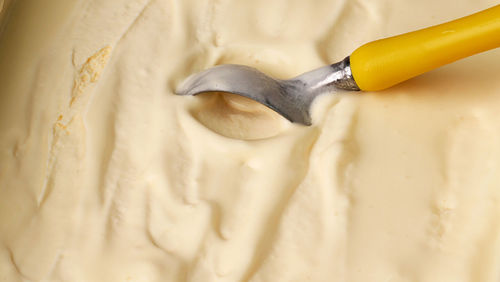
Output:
[1, 0, 500, 281]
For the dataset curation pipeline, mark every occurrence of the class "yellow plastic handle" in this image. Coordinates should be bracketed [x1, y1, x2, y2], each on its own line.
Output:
[350, 4, 500, 91]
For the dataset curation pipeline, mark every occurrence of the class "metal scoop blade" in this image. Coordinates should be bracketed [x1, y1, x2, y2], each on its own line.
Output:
[176, 57, 359, 125]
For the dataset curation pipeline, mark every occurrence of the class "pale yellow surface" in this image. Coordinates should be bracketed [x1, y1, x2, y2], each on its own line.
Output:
[1, 0, 500, 281]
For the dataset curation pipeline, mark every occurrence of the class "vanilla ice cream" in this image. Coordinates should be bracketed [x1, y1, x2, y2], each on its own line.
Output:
[1, 0, 500, 281]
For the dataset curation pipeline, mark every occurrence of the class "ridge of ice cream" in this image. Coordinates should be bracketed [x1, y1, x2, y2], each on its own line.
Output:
[191, 92, 291, 140]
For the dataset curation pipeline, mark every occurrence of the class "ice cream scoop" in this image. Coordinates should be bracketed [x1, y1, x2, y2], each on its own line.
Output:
[177, 4, 500, 125]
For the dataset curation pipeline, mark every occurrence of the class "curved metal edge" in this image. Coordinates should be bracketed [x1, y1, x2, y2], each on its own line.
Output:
[330, 56, 361, 91]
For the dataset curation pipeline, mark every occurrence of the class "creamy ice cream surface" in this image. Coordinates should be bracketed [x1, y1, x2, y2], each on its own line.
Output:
[1, 0, 500, 281]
